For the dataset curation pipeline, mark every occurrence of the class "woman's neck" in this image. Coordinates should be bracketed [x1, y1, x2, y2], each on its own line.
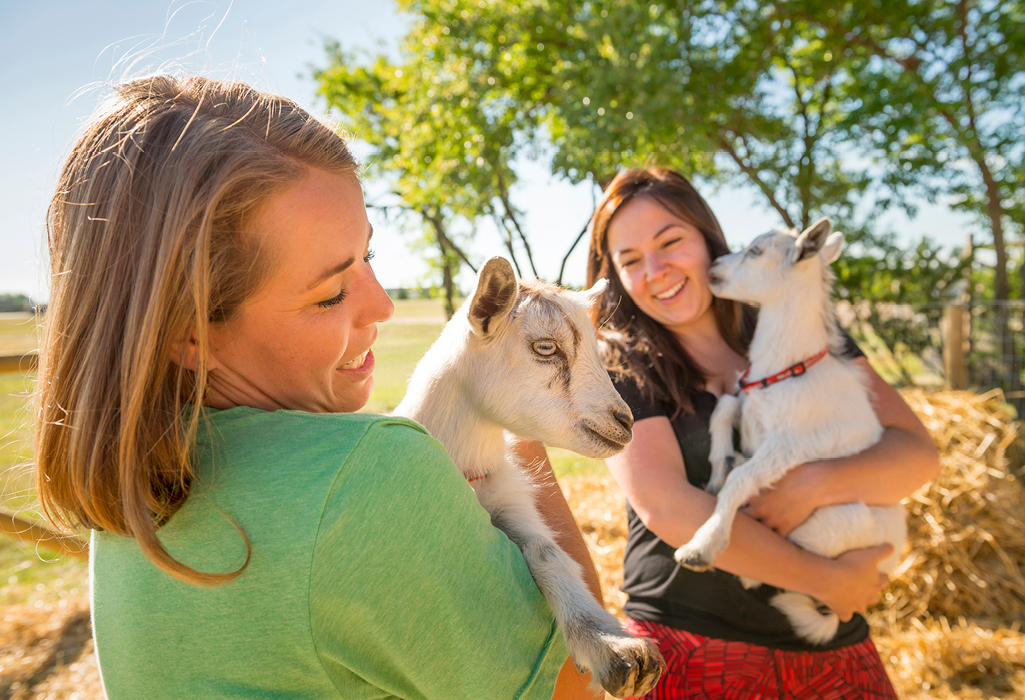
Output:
[671, 311, 747, 397]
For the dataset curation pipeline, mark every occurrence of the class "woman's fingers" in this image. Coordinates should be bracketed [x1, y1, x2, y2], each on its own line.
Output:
[820, 543, 895, 619]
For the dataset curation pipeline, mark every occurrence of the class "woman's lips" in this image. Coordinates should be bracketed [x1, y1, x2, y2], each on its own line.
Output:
[653, 279, 686, 303]
[338, 348, 373, 372]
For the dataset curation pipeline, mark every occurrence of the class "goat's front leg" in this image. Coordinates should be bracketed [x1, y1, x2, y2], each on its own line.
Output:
[706, 393, 742, 495]
[674, 438, 801, 571]
[475, 467, 664, 699]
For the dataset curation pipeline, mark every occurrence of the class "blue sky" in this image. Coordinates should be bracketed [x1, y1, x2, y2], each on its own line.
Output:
[0, 1, 977, 301]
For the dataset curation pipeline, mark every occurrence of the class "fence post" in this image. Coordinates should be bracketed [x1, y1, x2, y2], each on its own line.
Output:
[943, 304, 969, 390]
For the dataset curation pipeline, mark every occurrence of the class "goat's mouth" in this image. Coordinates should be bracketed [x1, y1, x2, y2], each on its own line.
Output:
[582, 424, 631, 452]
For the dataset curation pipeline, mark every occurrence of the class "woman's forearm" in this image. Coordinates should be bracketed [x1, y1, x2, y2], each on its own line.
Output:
[514, 439, 604, 603]
[807, 426, 940, 507]
[642, 482, 840, 601]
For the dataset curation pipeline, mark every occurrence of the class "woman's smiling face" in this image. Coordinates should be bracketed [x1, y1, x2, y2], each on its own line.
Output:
[606, 196, 715, 335]
[206, 168, 394, 414]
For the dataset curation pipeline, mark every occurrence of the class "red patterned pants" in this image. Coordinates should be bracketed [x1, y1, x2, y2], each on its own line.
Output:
[624, 618, 898, 700]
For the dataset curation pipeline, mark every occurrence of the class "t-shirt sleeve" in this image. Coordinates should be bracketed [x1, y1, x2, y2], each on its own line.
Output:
[611, 371, 668, 422]
[309, 419, 568, 700]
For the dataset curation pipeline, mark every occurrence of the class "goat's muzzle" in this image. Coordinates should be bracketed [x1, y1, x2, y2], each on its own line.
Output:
[612, 407, 634, 433]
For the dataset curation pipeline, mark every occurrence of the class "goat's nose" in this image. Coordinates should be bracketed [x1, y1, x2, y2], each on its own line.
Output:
[612, 407, 634, 433]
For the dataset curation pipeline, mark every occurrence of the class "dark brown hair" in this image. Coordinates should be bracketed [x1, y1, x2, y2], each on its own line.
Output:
[586, 167, 756, 415]
[36, 75, 358, 584]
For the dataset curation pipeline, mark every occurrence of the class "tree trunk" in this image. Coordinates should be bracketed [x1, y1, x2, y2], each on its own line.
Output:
[441, 254, 456, 320]
[976, 155, 1022, 409]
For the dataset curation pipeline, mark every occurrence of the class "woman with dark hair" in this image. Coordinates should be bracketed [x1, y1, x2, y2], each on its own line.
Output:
[585, 167, 940, 698]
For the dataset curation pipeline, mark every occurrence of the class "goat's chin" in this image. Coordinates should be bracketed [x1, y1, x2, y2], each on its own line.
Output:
[576, 426, 630, 459]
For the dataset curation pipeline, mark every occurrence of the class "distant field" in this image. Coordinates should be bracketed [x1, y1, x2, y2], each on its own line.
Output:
[0, 298, 606, 604]
[0, 312, 39, 356]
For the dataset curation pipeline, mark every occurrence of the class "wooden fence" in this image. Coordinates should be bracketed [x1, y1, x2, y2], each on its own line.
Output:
[0, 351, 37, 374]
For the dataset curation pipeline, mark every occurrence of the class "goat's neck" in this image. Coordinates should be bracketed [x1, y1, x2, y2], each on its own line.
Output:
[403, 367, 511, 479]
[747, 290, 834, 379]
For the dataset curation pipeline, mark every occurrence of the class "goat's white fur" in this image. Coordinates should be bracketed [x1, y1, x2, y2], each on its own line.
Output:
[673, 219, 907, 645]
[395, 257, 664, 697]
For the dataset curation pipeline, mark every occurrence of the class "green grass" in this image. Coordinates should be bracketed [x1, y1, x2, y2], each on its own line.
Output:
[0, 312, 40, 355]
[1, 370, 89, 606]
[362, 320, 446, 414]
[0, 298, 605, 604]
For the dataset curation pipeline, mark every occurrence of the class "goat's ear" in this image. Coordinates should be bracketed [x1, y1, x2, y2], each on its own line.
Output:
[578, 277, 608, 306]
[468, 257, 518, 337]
[820, 232, 845, 264]
[793, 218, 833, 263]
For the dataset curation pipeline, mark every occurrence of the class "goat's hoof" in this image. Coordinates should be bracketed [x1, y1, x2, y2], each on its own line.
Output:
[597, 636, 665, 698]
[674, 546, 713, 571]
[705, 478, 724, 495]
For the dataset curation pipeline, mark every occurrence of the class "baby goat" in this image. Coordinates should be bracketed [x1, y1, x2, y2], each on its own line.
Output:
[672, 219, 907, 645]
[395, 257, 664, 697]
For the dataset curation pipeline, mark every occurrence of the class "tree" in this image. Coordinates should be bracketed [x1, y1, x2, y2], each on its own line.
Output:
[759, 0, 1024, 398]
[315, 17, 555, 313]
[765, 0, 1025, 298]
[397, 0, 904, 293]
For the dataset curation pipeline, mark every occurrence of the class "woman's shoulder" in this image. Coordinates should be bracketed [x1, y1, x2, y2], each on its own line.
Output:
[195, 407, 448, 492]
[201, 406, 431, 446]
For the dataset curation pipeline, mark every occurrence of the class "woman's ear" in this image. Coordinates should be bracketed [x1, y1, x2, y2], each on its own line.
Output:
[171, 333, 217, 372]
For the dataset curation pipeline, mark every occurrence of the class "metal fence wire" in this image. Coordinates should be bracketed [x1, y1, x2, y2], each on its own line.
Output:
[837, 300, 1025, 414]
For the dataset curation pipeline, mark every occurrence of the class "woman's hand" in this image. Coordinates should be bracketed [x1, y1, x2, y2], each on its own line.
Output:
[742, 462, 827, 537]
[814, 543, 894, 621]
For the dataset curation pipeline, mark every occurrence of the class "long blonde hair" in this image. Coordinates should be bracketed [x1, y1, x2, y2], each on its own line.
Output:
[36, 75, 358, 584]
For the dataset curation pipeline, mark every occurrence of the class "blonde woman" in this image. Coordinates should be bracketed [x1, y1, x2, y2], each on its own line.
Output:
[36, 76, 597, 699]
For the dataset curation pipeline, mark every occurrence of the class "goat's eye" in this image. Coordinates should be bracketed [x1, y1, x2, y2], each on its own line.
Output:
[747, 246, 763, 257]
[532, 340, 558, 357]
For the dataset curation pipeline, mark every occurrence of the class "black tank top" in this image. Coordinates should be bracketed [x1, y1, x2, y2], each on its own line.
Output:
[611, 335, 870, 651]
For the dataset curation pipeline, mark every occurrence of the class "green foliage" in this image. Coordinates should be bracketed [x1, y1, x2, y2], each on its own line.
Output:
[765, 0, 1025, 300]
[317, 1, 1019, 307]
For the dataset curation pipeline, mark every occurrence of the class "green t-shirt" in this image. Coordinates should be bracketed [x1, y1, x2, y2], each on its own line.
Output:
[91, 408, 568, 699]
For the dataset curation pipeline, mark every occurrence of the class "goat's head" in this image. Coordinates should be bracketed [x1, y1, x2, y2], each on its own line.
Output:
[707, 217, 845, 305]
[463, 257, 633, 458]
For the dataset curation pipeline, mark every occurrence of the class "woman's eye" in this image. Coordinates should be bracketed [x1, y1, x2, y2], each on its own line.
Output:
[662, 237, 681, 249]
[318, 289, 347, 308]
[364, 249, 376, 263]
[532, 340, 558, 357]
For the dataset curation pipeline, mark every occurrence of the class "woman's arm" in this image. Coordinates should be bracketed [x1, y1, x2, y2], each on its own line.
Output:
[514, 439, 604, 603]
[607, 417, 892, 621]
[514, 439, 602, 698]
[743, 358, 942, 536]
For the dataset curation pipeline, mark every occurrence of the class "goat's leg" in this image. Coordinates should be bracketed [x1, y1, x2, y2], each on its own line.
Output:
[707, 393, 742, 495]
[674, 438, 802, 571]
[475, 467, 664, 698]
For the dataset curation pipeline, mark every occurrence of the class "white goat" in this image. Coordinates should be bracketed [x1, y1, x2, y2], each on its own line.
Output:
[395, 257, 664, 697]
[672, 219, 907, 645]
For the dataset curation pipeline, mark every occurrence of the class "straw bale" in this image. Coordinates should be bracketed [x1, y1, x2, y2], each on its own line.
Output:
[0, 597, 102, 700]
[881, 388, 1025, 625]
[868, 616, 1025, 698]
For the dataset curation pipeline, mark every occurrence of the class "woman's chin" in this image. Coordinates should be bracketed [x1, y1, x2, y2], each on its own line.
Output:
[332, 378, 375, 414]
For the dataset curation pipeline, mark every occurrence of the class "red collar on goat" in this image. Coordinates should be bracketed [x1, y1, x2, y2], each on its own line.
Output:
[738, 348, 830, 394]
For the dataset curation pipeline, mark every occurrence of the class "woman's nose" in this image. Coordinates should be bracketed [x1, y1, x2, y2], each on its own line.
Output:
[361, 270, 395, 326]
[644, 252, 668, 281]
